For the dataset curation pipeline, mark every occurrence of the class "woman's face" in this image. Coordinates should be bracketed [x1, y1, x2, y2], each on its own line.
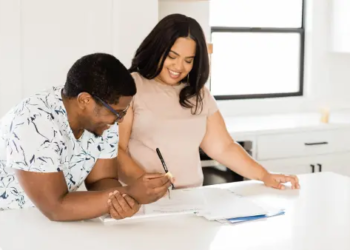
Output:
[156, 37, 196, 86]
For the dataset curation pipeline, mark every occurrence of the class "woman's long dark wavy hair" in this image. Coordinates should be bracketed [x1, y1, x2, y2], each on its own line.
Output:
[129, 14, 210, 114]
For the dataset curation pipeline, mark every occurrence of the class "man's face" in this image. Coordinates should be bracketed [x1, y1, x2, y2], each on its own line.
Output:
[78, 94, 132, 137]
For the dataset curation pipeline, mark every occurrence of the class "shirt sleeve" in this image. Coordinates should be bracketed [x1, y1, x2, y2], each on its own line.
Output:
[98, 123, 119, 159]
[5, 114, 64, 173]
[203, 86, 219, 117]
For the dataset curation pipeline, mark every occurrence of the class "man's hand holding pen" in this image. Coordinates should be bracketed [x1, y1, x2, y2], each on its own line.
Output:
[108, 147, 175, 220]
[125, 173, 173, 204]
[107, 173, 174, 220]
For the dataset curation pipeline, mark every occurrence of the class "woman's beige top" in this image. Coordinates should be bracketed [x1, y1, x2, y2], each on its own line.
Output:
[128, 72, 218, 188]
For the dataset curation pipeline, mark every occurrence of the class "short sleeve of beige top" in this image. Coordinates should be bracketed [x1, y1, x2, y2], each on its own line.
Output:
[128, 72, 218, 188]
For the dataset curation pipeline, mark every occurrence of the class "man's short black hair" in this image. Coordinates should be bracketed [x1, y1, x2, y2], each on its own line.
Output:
[64, 53, 136, 104]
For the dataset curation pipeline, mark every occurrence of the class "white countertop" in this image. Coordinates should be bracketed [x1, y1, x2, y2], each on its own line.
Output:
[1, 172, 350, 250]
[224, 110, 350, 137]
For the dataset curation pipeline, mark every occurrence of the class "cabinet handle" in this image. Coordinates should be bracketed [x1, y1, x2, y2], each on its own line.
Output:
[310, 164, 315, 173]
[317, 164, 322, 172]
[304, 142, 328, 146]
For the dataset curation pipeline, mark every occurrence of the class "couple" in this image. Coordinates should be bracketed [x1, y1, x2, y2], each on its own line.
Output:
[0, 14, 299, 221]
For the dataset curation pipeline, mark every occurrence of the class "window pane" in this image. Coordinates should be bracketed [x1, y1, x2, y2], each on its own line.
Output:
[210, 0, 303, 28]
[210, 32, 301, 96]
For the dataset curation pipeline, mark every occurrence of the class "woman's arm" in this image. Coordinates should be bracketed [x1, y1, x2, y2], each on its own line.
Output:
[200, 111, 299, 189]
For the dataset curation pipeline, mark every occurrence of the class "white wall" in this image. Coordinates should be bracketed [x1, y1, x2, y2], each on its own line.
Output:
[0, 0, 158, 117]
[0, 0, 21, 115]
[114, 0, 159, 68]
[158, 0, 350, 117]
[21, 0, 114, 97]
[1, 0, 350, 118]
[159, 1, 210, 41]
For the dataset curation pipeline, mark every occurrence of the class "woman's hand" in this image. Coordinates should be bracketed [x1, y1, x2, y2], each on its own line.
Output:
[261, 173, 300, 190]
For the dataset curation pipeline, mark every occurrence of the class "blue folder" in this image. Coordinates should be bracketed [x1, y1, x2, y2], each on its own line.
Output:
[227, 210, 285, 223]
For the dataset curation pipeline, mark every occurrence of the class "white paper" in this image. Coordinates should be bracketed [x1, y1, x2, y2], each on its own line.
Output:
[145, 189, 207, 214]
[100, 187, 275, 224]
[196, 188, 268, 221]
[100, 189, 207, 224]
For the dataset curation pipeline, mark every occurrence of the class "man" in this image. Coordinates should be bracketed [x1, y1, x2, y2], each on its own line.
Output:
[0, 53, 171, 221]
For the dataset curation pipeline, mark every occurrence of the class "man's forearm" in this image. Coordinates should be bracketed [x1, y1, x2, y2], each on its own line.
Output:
[50, 186, 127, 222]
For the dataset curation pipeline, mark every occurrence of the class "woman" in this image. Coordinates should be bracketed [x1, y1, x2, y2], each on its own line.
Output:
[117, 14, 300, 191]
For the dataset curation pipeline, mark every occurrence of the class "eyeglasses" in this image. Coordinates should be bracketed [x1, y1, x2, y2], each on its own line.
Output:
[93, 96, 129, 121]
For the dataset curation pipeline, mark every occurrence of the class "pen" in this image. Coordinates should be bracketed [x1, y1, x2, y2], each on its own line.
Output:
[156, 148, 175, 190]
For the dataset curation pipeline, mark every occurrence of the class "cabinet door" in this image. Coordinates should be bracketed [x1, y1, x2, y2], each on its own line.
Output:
[257, 129, 350, 161]
[259, 158, 314, 176]
[315, 153, 350, 177]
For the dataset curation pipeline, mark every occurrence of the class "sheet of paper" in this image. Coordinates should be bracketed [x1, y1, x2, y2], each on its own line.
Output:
[197, 188, 268, 221]
[100, 187, 280, 224]
[99, 206, 178, 224]
[100, 189, 207, 224]
[145, 188, 207, 214]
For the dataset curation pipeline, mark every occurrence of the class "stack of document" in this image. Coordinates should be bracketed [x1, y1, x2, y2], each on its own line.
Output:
[194, 188, 284, 223]
[100, 189, 207, 224]
[100, 188, 284, 224]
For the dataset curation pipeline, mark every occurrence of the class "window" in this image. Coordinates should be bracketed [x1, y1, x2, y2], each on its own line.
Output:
[209, 0, 305, 100]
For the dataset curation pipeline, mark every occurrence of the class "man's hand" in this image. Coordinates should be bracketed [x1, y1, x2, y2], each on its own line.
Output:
[125, 173, 172, 204]
[108, 190, 140, 220]
[262, 173, 300, 190]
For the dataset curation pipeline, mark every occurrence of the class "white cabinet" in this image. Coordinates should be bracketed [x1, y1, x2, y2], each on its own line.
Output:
[260, 158, 315, 176]
[257, 129, 350, 160]
[316, 153, 350, 177]
[260, 153, 350, 177]
[331, 0, 350, 52]
[261, 161, 314, 176]
[256, 128, 350, 177]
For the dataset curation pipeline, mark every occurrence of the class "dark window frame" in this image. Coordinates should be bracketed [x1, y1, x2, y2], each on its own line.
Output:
[209, 0, 306, 100]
